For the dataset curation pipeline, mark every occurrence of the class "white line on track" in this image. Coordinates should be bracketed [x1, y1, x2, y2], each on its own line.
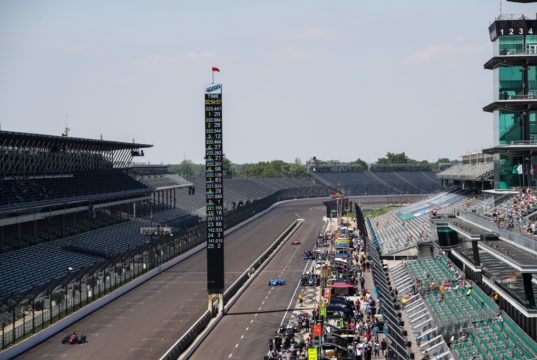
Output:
[129, 347, 153, 352]
[279, 257, 312, 328]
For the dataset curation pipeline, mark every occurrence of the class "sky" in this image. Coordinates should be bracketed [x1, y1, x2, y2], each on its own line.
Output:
[0, 0, 535, 165]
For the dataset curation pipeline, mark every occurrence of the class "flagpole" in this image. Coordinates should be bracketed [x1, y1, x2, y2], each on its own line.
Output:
[212, 70, 214, 84]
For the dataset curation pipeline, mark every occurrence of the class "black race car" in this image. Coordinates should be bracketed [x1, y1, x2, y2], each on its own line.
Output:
[62, 333, 87, 344]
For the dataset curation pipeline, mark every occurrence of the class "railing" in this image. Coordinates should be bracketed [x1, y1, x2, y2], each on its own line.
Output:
[500, 92, 537, 100]
[458, 211, 537, 253]
[495, 14, 528, 20]
[498, 47, 537, 56]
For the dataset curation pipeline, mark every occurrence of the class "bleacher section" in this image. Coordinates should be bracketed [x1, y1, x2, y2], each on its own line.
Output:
[368, 210, 431, 255]
[453, 318, 537, 360]
[133, 173, 191, 190]
[142, 208, 200, 231]
[311, 171, 442, 195]
[0, 170, 149, 209]
[174, 177, 319, 216]
[438, 162, 494, 181]
[0, 218, 161, 299]
[391, 256, 537, 360]
[0, 241, 102, 298]
[0, 211, 126, 253]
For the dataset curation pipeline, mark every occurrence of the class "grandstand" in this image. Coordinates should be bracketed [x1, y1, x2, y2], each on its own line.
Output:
[0, 130, 333, 351]
[391, 256, 537, 359]
[311, 170, 441, 195]
[437, 152, 494, 190]
[172, 177, 322, 216]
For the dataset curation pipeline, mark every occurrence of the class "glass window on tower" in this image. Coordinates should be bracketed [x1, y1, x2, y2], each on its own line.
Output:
[529, 66, 537, 98]
[530, 112, 537, 143]
[499, 155, 520, 189]
[498, 35, 524, 55]
[498, 111, 523, 144]
[498, 66, 524, 99]
[527, 35, 537, 55]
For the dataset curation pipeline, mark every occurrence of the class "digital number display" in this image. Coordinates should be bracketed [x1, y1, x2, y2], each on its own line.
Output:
[490, 20, 537, 41]
[205, 84, 224, 294]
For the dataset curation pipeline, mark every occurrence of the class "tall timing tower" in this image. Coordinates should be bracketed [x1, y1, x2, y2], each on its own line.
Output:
[483, 14, 537, 189]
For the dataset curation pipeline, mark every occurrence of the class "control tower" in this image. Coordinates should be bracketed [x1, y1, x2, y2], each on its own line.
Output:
[483, 14, 537, 189]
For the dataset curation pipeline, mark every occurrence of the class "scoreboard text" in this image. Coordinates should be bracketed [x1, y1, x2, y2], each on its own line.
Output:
[205, 83, 224, 294]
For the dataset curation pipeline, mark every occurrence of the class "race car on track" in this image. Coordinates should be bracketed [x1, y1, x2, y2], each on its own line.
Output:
[303, 250, 314, 260]
[291, 240, 301, 245]
[62, 333, 87, 344]
[268, 278, 286, 286]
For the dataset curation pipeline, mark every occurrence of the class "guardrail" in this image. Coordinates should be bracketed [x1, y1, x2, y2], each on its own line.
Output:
[160, 219, 303, 360]
[458, 211, 537, 252]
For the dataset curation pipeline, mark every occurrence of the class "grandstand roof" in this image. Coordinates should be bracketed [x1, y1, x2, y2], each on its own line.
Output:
[483, 143, 537, 155]
[479, 240, 537, 272]
[483, 99, 537, 113]
[447, 220, 482, 240]
[484, 55, 537, 70]
[0, 130, 152, 151]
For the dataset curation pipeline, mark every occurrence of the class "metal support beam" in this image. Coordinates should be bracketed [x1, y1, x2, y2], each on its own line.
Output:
[522, 273, 536, 308]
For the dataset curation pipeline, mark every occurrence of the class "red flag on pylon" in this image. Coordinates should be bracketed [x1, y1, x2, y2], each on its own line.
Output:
[212, 67, 220, 72]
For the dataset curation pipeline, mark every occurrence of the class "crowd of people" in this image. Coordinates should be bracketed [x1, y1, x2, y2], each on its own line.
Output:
[489, 187, 537, 234]
[266, 220, 391, 359]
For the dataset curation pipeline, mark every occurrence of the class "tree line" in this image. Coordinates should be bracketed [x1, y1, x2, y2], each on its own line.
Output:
[169, 152, 456, 180]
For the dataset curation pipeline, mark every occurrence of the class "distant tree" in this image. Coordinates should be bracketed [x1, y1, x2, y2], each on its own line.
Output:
[377, 152, 414, 164]
[432, 157, 456, 170]
[222, 156, 232, 177]
[169, 159, 203, 179]
[289, 158, 308, 177]
[352, 158, 369, 169]
[436, 157, 452, 164]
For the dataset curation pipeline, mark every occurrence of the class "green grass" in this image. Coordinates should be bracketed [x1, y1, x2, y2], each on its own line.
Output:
[363, 207, 396, 218]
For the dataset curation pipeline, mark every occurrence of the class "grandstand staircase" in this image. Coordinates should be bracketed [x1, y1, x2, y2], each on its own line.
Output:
[367, 171, 404, 194]
[393, 172, 425, 193]
[309, 171, 337, 191]
[420, 171, 440, 185]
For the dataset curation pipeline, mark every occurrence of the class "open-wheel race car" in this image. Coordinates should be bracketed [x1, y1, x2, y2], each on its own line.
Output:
[291, 240, 301, 245]
[268, 278, 286, 286]
[62, 333, 87, 345]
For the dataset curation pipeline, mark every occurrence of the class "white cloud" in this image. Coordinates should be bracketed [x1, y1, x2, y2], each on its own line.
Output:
[403, 42, 488, 65]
